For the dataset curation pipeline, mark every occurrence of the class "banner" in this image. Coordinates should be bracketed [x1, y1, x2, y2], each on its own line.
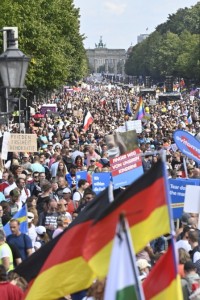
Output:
[169, 178, 200, 219]
[92, 172, 111, 195]
[173, 130, 200, 164]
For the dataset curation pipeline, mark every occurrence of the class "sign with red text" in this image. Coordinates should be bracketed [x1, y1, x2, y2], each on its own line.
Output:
[110, 148, 143, 189]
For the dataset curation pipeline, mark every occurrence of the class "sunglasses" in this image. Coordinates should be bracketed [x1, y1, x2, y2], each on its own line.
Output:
[28, 216, 33, 219]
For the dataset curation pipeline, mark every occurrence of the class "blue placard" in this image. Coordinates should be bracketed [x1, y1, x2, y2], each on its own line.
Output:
[112, 166, 144, 190]
[173, 130, 200, 164]
[76, 171, 87, 189]
[168, 178, 200, 219]
[92, 172, 111, 195]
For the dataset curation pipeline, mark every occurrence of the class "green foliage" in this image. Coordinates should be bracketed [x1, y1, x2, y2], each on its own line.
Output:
[0, 0, 87, 92]
[125, 2, 200, 83]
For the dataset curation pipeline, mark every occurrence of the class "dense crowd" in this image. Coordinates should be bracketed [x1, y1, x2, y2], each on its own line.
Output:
[0, 82, 200, 299]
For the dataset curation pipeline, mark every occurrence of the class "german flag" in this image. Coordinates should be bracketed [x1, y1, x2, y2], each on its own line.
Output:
[83, 159, 171, 278]
[15, 188, 111, 300]
[143, 239, 183, 299]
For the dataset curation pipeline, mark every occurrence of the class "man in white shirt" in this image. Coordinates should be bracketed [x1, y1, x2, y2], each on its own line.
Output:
[176, 226, 191, 252]
[73, 179, 89, 207]
[4, 174, 17, 201]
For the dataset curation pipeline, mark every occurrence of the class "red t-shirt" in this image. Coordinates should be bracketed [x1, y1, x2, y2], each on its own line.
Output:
[0, 282, 24, 300]
[67, 200, 76, 215]
[0, 182, 9, 192]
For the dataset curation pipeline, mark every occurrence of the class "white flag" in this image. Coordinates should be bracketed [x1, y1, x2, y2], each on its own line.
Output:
[104, 218, 145, 300]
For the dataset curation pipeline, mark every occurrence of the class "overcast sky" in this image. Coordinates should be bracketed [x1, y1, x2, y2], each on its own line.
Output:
[73, 0, 198, 50]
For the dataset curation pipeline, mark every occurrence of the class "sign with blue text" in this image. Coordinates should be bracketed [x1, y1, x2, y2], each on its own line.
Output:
[169, 178, 200, 219]
[173, 130, 200, 164]
[92, 173, 111, 195]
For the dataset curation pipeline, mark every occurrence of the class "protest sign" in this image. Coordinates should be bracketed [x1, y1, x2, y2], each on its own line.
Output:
[76, 171, 88, 189]
[184, 185, 200, 213]
[173, 130, 200, 164]
[169, 178, 200, 219]
[7, 134, 37, 152]
[1, 132, 10, 160]
[105, 130, 143, 189]
[116, 121, 142, 134]
[73, 110, 83, 118]
[92, 173, 111, 195]
[110, 148, 143, 189]
[149, 99, 157, 105]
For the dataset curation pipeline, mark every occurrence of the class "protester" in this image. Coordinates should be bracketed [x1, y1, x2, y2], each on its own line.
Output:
[0, 264, 24, 300]
[7, 219, 32, 261]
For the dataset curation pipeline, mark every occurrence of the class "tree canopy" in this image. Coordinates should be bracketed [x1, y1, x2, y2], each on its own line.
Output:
[0, 0, 88, 93]
[125, 2, 200, 83]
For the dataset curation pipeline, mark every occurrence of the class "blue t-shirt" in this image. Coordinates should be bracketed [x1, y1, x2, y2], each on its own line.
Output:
[7, 233, 32, 261]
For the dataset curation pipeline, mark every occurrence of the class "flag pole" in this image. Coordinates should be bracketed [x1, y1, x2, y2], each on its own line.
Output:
[119, 213, 144, 300]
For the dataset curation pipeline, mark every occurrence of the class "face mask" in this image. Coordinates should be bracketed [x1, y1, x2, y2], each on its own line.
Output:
[107, 146, 120, 158]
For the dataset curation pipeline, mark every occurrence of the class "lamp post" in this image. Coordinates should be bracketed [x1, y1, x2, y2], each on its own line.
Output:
[0, 29, 30, 130]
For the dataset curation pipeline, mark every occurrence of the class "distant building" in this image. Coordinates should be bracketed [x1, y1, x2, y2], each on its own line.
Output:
[137, 34, 149, 44]
[86, 36, 126, 75]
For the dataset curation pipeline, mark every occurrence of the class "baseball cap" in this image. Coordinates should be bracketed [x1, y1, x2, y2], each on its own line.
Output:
[137, 259, 151, 271]
[63, 187, 72, 194]
[23, 153, 29, 158]
[36, 226, 46, 235]
[181, 213, 190, 225]
[90, 157, 96, 162]
[27, 212, 34, 223]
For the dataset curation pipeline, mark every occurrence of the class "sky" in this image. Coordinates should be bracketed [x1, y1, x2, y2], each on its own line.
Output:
[73, 0, 198, 50]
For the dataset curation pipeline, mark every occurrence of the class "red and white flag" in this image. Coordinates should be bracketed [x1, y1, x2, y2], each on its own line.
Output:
[83, 111, 94, 131]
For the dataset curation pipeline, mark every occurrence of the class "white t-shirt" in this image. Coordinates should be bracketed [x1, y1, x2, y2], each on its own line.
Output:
[4, 183, 17, 199]
[176, 239, 191, 252]
[20, 188, 31, 204]
[28, 224, 37, 248]
[0, 243, 11, 260]
[73, 191, 83, 202]
[193, 251, 200, 263]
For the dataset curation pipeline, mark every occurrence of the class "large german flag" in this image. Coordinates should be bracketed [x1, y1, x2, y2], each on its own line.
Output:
[143, 239, 183, 299]
[83, 159, 171, 278]
[15, 188, 111, 300]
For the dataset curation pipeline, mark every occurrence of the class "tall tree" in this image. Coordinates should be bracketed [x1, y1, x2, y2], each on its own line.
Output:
[0, 0, 88, 92]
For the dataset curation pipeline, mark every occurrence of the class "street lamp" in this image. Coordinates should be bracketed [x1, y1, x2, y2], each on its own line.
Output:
[0, 30, 29, 88]
[0, 29, 30, 129]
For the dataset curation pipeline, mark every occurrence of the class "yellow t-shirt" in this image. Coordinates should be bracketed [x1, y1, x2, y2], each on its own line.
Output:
[0, 243, 14, 272]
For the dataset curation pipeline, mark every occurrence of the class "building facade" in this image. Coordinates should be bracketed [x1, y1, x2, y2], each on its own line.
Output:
[86, 37, 126, 75]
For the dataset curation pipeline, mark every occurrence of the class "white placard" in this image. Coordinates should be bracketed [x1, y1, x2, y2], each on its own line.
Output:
[1, 132, 11, 160]
[184, 185, 200, 213]
[149, 99, 157, 105]
[190, 96, 195, 101]
[126, 120, 142, 133]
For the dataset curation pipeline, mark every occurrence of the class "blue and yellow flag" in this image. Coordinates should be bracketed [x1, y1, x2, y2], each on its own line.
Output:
[3, 205, 28, 236]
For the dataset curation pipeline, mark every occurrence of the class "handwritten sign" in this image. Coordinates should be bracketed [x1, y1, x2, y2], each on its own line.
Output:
[8, 134, 37, 152]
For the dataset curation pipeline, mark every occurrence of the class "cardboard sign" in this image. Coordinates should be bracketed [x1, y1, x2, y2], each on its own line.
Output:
[73, 110, 83, 118]
[7, 134, 37, 152]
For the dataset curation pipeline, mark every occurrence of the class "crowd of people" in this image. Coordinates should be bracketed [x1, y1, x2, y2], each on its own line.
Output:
[0, 81, 199, 299]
